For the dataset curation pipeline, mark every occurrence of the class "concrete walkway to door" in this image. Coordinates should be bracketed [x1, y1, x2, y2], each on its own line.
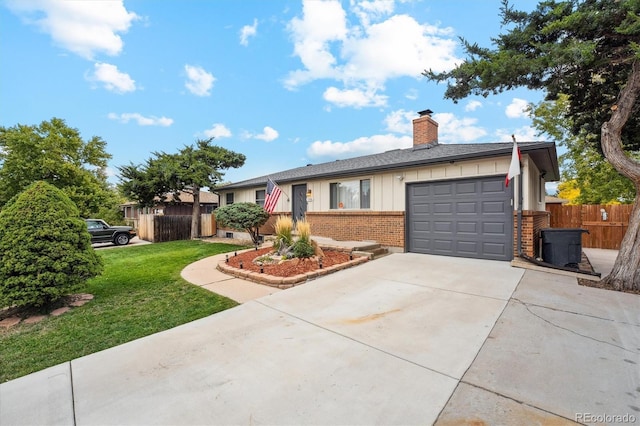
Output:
[1, 249, 638, 425]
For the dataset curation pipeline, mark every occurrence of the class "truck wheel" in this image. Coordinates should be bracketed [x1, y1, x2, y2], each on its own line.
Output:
[114, 233, 130, 246]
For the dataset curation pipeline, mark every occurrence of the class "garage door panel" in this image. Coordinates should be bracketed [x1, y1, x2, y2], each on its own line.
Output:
[434, 203, 452, 214]
[434, 221, 452, 232]
[407, 176, 513, 261]
[413, 204, 430, 214]
[483, 222, 505, 235]
[433, 239, 454, 252]
[456, 241, 479, 254]
[481, 180, 505, 194]
[413, 221, 430, 232]
[482, 201, 507, 214]
[457, 202, 478, 214]
[457, 182, 477, 194]
[482, 242, 508, 256]
[433, 184, 454, 196]
[457, 222, 477, 233]
[412, 186, 431, 197]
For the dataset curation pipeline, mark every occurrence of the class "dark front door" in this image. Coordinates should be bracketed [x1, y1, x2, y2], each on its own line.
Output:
[406, 176, 513, 261]
[292, 184, 307, 223]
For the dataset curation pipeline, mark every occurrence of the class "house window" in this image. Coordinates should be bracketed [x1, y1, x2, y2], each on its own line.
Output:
[226, 193, 234, 205]
[330, 179, 370, 209]
[256, 190, 265, 207]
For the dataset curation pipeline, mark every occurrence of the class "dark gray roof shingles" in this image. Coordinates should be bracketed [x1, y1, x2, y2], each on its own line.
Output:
[221, 141, 556, 189]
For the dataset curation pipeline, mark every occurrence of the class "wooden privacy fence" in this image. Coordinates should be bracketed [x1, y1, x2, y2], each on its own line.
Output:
[138, 214, 216, 243]
[546, 204, 633, 250]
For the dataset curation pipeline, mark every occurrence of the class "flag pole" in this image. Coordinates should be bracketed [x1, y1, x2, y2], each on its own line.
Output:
[512, 135, 523, 257]
[269, 177, 290, 202]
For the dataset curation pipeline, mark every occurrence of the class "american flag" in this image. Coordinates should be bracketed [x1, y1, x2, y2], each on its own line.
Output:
[263, 178, 282, 213]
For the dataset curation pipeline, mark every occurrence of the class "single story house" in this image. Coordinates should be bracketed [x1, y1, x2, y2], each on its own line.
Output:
[217, 110, 559, 261]
[121, 190, 218, 227]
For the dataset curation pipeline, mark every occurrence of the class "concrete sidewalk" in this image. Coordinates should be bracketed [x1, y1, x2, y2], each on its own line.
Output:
[1, 249, 638, 425]
[180, 250, 281, 303]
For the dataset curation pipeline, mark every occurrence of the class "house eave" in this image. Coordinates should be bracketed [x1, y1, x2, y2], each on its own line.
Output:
[218, 142, 559, 191]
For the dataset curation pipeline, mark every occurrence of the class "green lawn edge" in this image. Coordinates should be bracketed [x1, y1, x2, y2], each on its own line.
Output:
[0, 240, 248, 383]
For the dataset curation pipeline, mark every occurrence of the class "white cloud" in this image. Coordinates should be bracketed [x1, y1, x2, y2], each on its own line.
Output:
[404, 88, 418, 100]
[184, 65, 215, 96]
[307, 133, 412, 158]
[285, 0, 348, 88]
[108, 113, 173, 127]
[432, 112, 487, 143]
[465, 100, 482, 112]
[351, 0, 395, 27]
[203, 123, 232, 139]
[240, 19, 258, 46]
[88, 63, 135, 93]
[505, 98, 530, 118]
[285, 0, 460, 109]
[384, 109, 415, 134]
[323, 86, 387, 108]
[6, 0, 138, 60]
[545, 181, 559, 195]
[340, 15, 458, 84]
[252, 126, 279, 142]
[495, 126, 538, 142]
[104, 167, 118, 178]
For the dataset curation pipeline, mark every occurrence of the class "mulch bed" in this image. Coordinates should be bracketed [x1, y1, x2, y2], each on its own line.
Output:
[224, 246, 354, 277]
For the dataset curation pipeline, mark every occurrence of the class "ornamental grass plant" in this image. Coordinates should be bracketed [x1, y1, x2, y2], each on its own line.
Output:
[273, 215, 293, 254]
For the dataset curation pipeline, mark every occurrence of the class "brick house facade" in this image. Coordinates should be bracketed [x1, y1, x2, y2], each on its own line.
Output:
[217, 110, 559, 261]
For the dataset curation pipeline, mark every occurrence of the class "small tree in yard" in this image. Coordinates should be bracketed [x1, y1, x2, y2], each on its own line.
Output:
[0, 181, 103, 310]
[215, 202, 270, 245]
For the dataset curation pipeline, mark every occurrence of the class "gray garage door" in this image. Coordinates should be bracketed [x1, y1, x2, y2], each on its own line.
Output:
[406, 176, 513, 261]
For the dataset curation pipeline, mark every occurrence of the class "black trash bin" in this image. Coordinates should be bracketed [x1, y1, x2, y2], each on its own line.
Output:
[540, 228, 589, 268]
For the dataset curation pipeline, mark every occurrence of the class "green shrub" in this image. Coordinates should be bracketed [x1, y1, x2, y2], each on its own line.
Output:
[215, 202, 270, 245]
[292, 239, 315, 259]
[0, 181, 104, 309]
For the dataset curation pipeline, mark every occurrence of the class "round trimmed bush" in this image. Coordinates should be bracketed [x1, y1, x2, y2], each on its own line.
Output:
[0, 181, 103, 309]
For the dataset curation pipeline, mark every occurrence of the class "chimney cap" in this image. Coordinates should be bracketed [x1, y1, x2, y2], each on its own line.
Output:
[418, 109, 433, 117]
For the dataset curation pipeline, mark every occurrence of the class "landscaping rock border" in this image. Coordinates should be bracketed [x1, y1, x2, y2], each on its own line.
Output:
[217, 255, 368, 289]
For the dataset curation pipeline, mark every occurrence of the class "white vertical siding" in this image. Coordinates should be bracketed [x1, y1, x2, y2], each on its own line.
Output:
[218, 154, 543, 213]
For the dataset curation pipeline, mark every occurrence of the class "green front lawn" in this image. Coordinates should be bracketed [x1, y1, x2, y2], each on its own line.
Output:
[0, 240, 247, 383]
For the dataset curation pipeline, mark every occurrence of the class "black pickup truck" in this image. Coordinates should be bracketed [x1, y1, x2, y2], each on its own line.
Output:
[85, 219, 137, 246]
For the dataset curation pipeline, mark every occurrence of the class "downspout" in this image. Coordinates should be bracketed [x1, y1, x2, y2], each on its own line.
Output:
[517, 156, 523, 257]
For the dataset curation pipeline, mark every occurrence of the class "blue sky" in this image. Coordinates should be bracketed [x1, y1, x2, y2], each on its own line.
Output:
[1, 0, 556, 192]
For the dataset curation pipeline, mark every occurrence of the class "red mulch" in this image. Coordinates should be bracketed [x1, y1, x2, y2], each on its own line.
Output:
[224, 247, 354, 277]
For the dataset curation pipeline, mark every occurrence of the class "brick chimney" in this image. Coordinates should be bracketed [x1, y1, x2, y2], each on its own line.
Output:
[413, 109, 438, 147]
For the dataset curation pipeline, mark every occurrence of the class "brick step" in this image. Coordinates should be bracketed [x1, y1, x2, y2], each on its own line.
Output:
[352, 244, 389, 260]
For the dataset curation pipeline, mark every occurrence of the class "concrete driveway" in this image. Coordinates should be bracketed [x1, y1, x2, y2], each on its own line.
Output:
[1, 250, 638, 425]
[92, 236, 151, 250]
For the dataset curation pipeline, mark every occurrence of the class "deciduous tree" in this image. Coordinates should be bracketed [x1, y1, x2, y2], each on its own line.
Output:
[531, 95, 636, 204]
[425, 0, 640, 290]
[0, 118, 116, 218]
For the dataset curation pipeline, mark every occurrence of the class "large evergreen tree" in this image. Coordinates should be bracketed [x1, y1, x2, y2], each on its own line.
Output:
[0, 181, 103, 309]
[425, 0, 640, 290]
[119, 138, 245, 239]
